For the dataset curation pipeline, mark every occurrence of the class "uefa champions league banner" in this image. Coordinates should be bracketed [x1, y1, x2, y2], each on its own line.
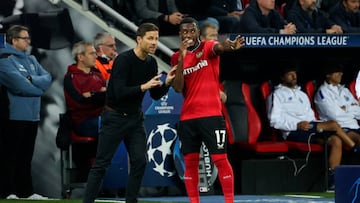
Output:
[142, 72, 183, 115]
[229, 34, 360, 48]
[142, 74, 218, 191]
[142, 114, 180, 186]
[142, 73, 184, 186]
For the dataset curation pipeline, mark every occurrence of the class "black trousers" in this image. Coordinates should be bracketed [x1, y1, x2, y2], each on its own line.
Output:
[0, 120, 38, 198]
[83, 109, 147, 203]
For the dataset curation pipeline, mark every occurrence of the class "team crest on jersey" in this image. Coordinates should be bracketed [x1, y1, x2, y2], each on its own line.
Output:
[196, 51, 203, 58]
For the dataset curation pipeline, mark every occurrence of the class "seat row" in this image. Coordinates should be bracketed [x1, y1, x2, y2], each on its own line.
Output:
[220, 80, 333, 155]
[222, 79, 358, 151]
[220, 80, 355, 191]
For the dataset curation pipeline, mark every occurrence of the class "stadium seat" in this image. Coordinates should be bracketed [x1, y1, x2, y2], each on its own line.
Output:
[348, 80, 357, 99]
[276, 2, 287, 17]
[60, 127, 97, 199]
[260, 81, 329, 190]
[220, 83, 235, 144]
[222, 80, 288, 154]
[304, 80, 320, 120]
[260, 80, 324, 153]
[259, 80, 278, 142]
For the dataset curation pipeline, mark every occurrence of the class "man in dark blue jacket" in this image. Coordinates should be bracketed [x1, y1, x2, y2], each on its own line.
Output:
[239, 0, 297, 33]
[328, 0, 360, 33]
[287, 0, 343, 33]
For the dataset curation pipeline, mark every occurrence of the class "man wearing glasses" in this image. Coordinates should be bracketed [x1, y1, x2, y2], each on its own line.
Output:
[93, 32, 118, 81]
[0, 25, 51, 200]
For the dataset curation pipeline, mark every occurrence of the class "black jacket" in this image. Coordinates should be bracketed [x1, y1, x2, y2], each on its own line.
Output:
[239, 0, 287, 33]
[287, 1, 335, 33]
[329, 2, 360, 33]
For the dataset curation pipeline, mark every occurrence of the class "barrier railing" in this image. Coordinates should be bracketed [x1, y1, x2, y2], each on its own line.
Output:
[83, 0, 174, 57]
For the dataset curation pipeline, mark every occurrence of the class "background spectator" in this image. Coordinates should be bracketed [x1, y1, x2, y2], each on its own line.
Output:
[199, 22, 228, 103]
[0, 24, 51, 200]
[319, 0, 339, 13]
[93, 32, 118, 81]
[328, 0, 360, 33]
[268, 64, 360, 189]
[207, 0, 242, 33]
[200, 21, 219, 41]
[175, 0, 220, 29]
[355, 69, 360, 102]
[286, 0, 343, 33]
[64, 41, 106, 138]
[101, 0, 139, 38]
[63, 41, 106, 182]
[0, 0, 23, 21]
[239, 0, 297, 33]
[314, 64, 360, 141]
[134, 0, 184, 35]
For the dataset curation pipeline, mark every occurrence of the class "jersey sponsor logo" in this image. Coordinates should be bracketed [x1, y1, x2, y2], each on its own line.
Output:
[183, 60, 208, 75]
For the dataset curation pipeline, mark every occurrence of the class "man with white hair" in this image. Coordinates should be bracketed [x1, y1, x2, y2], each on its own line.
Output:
[93, 32, 118, 81]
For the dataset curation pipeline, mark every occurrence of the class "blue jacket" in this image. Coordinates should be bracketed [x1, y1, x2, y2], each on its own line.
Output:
[0, 43, 51, 121]
[239, 0, 287, 33]
[328, 2, 360, 33]
[286, 1, 335, 33]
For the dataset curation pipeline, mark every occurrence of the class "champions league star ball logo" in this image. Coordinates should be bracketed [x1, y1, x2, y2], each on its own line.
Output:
[147, 123, 177, 177]
[160, 94, 168, 106]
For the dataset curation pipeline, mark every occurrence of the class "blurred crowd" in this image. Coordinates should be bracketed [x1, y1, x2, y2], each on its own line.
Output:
[96, 0, 360, 35]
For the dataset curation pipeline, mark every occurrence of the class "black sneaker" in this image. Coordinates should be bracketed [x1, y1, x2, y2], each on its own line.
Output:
[327, 169, 335, 191]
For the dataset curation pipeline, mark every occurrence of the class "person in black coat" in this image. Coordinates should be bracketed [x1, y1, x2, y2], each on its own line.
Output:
[239, 0, 297, 33]
[286, 0, 343, 33]
[328, 0, 360, 33]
